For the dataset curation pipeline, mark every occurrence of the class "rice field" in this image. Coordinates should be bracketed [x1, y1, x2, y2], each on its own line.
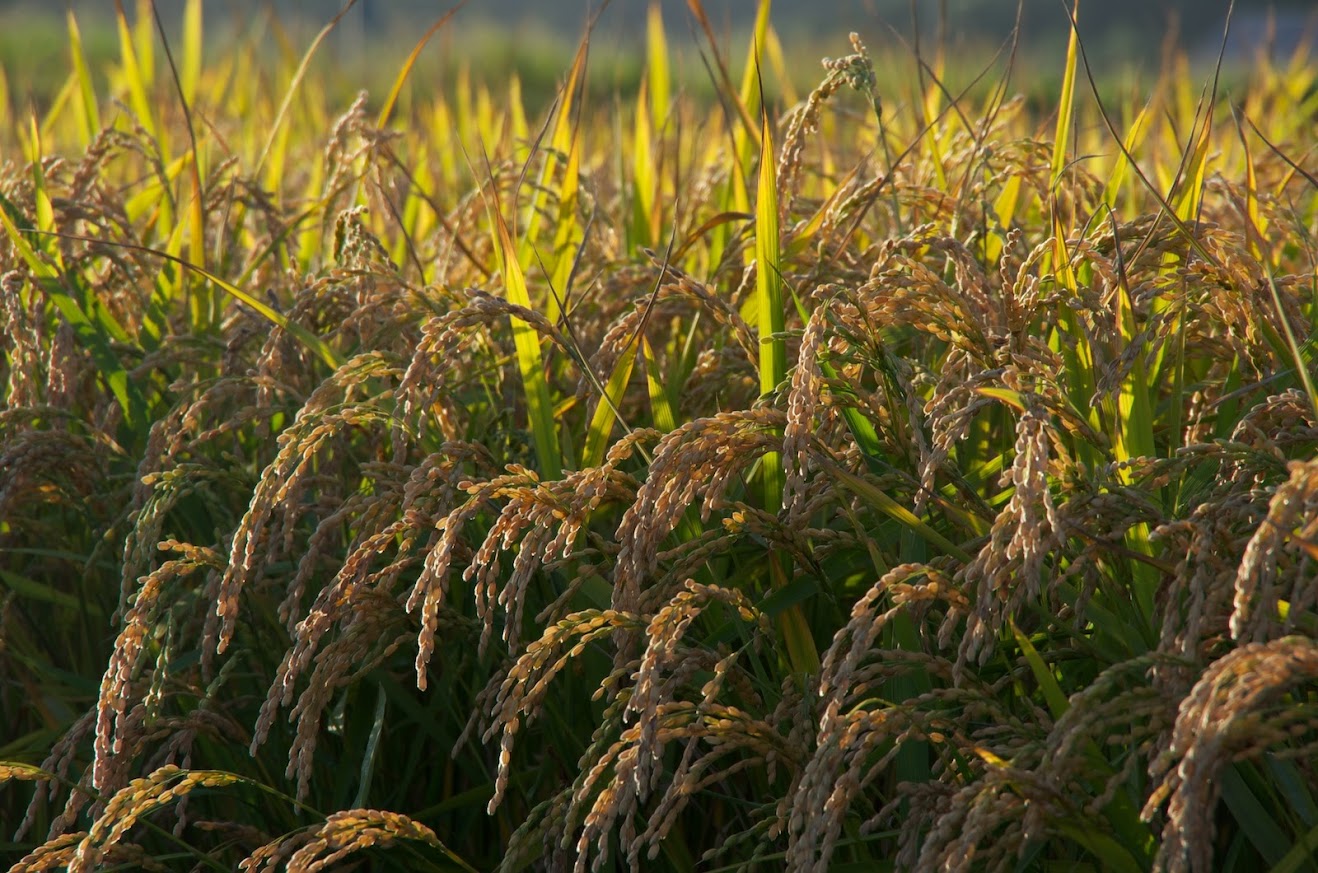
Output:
[2, 1, 1318, 871]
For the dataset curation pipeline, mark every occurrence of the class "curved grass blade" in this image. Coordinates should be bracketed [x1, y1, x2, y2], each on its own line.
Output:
[376, 2, 468, 130]
[821, 459, 972, 563]
[10, 224, 340, 371]
[254, 0, 359, 177]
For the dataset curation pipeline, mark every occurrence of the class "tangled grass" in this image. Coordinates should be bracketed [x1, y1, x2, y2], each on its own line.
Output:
[3, 1, 1318, 871]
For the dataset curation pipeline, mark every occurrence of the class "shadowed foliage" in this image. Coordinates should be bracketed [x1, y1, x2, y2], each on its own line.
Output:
[2, 1, 1318, 871]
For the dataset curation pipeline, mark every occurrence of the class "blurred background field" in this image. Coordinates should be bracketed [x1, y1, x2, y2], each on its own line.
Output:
[2, 0, 1315, 112]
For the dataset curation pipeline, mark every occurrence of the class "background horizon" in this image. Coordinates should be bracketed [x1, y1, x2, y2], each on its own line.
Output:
[3, 1, 1315, 61]
[1, 0, 1314, 114]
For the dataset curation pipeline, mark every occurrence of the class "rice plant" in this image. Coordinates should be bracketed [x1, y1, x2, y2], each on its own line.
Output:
[3, 1, 1318, 871]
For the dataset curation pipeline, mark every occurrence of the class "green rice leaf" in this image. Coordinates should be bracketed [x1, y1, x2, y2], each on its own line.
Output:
[489, 199, 563, 481]
[581, 341, 637, 470]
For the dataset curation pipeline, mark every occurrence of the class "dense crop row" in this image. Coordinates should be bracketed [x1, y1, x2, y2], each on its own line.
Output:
[3, 2, 1318, 871]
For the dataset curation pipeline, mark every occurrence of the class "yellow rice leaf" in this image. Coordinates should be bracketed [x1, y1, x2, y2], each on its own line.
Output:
[66, 11, 100, 147]
[646, 0, 670, 127]
[1050, 0, 1081, 189]
[115, 4, 159, 144]
[181, 0, 202, 103]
